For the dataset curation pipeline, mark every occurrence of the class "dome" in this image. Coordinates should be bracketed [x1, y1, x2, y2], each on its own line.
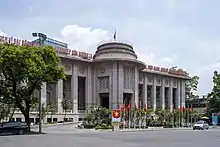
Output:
[93, 41, 138, 60]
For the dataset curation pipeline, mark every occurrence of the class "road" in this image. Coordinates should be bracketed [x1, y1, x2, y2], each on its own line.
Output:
[0, 125, 220, 147]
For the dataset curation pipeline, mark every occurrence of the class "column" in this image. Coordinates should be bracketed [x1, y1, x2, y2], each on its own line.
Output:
[181, 80, 186, 108]
[143, 75, 148, 107]
[92, 68, 97, 106]
[176, 80, 181, 109]
[168, 78, 173, 111]
[160, 79, 165, 109]
[40, 82, 47, 105]
[118, 63, 124, 106]
[134, 66, 139, 107]
[56, 80, 63, 113]
[72, 63, 78, 114]
[112, 62, 118, 109]
[152, 76, 156, 111]
[86, 65, 92, 109]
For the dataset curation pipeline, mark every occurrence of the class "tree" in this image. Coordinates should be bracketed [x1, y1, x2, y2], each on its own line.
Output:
[0, 102, 10, 122]
[185, 76, 199, 99]
[0, 43, 65, 131]
[46, 103, 57, 122]
[61, 99, 72, 121]
[207, 71, 220, 116]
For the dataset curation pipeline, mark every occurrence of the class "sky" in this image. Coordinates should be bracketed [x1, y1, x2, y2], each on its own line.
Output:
[0, 0, 220, 96]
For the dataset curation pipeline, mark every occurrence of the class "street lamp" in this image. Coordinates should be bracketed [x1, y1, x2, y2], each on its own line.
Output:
[32, 32, 47, 133]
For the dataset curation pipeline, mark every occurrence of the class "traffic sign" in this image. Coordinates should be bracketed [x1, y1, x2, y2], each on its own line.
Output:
[112, 109, 121, 125]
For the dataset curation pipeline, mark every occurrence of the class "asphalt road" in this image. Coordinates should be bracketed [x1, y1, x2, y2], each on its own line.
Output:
[0, 127, 220, 147]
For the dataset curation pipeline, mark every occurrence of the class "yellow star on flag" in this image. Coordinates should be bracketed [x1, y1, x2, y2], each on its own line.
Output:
[114, 111, 119, 117]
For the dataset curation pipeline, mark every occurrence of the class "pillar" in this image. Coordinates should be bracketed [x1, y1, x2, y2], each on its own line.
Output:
[168, 78, 173, 111]
[72, 63, 78, 114]
[92, 68, 97, 107]
[118, 63, 124, 106]
[181, 80, 186, 108]
[143, 75, 148, 107]
[56, 80, 63, 113]
[152, 76, 156, 111]
[86, 65, 92, 109]
[176, 80, 181, 109]
[160, 79, 165, 109]
[134, 66, 139, 107]
[112, 62, 118, 109]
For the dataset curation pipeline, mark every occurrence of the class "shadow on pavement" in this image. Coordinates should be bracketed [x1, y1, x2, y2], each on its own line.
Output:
[0, 131, 47, 136]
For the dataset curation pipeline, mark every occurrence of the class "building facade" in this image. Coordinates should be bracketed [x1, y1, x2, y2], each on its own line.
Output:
[0, 35, 190, 123]
[32, 37, 68, 49]
[186, 97, 208, 113]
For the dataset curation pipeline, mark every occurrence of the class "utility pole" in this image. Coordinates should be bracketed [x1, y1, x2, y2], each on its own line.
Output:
[32, 33, 47, 133]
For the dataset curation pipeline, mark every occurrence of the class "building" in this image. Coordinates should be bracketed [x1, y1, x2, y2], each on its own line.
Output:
[0, 35, 190, 123]
[32, 37, 68, 49]
[186, 97, 208, 113]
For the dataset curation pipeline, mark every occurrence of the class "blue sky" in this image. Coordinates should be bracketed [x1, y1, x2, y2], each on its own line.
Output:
[1, 0, 220, 96]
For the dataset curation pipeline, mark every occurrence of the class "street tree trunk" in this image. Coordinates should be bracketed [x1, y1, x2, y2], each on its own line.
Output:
[9, 106, 16, 121]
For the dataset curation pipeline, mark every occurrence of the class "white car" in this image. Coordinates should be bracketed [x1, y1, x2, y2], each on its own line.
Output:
[193, 121, 209, 130]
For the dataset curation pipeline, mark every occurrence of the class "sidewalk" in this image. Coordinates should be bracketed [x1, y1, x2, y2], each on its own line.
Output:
[31, 121, 81, 129]
[120, 127, 193, 132]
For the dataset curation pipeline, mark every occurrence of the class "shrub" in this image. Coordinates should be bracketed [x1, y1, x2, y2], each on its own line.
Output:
[95, 124, 113, 130]
[84, 123, 96, 129]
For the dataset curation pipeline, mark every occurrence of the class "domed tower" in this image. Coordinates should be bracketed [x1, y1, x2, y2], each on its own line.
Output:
[92, 41, 145, 110]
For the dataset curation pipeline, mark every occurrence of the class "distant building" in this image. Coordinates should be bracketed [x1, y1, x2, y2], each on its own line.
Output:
[32, 37, 68, 49]
[186, 97, 208, 113]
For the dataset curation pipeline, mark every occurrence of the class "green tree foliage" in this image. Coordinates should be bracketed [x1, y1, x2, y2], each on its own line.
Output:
[47, 103, 57, 122]
[207, 71, 220, 116]
[0, 102, 10, 122]
[185, 76, 199, 99]
[61, 99, 72, 121]
[0, 43, 65, 131]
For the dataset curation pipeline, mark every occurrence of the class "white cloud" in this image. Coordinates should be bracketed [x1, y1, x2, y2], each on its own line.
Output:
[60, 25, 111, 52]
[60, 25, 176, 68]
[0, 30, 7, 36]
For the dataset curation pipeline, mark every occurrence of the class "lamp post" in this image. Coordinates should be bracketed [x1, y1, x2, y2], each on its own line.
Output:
[32, 33, 47, 133]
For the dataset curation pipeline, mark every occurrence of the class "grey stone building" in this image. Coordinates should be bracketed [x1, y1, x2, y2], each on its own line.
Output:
[9, 38, 189, 123]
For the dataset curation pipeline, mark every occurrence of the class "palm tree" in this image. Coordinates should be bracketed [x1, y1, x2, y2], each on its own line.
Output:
[61, 99, 72, 121]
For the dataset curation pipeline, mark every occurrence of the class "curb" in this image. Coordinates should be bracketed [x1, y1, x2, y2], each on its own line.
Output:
[31, 121, 81, 129]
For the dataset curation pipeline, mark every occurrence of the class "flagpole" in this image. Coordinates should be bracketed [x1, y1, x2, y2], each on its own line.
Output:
[139, 100, 142, 129]
[190, 103, 193, 127]
[187, 104, 189, 127]
[128, 100, 131, 130]
[172, 104, 174, 128]
[123, 100, 125, 130]
[182, 106, 184, 128]
[178, 105, 181, 128]
[134, 103, 136, 130]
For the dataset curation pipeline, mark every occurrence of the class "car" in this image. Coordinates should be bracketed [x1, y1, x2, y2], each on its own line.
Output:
[193, 121, 209, 130]
[0, 121, 28, 135]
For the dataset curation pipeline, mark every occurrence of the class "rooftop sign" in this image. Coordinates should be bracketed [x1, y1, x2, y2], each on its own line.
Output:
[147, 65, 189, 77]
[0, 35, 92, 60]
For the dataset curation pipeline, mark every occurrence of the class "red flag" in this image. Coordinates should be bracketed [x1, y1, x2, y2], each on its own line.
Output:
[179, 106, 183, 112]
[144, 104, 147, 112]
[187, 105, 190, 111]
[134, 103, 137, 111]
[127, 104, 131, 110]
[120, 104, 125, 110]
[172, 104, 174, 113]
